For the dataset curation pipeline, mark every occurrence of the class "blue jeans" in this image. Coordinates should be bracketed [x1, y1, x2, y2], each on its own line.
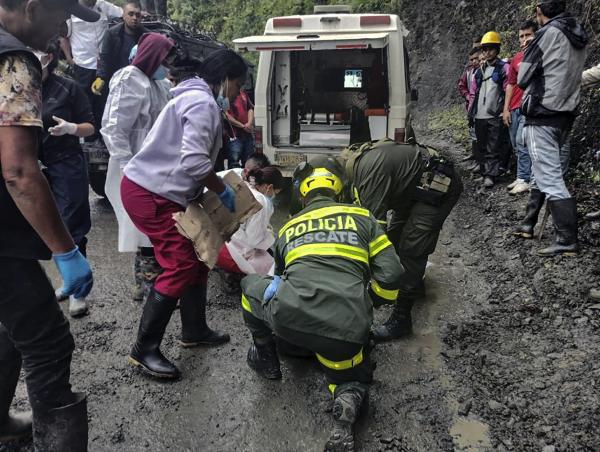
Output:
[226, 134, 255, 169]
[509, 109, 531, 183]
[45, 153, 91, 249]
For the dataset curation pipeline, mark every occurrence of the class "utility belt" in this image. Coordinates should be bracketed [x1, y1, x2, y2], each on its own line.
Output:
[413, 147, 455, 206]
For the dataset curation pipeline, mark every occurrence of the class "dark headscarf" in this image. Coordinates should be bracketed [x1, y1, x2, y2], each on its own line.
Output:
[132, 32, 175, 78]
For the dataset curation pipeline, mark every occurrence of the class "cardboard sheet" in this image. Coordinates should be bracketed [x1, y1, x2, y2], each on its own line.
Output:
[173, 172, 262, 269]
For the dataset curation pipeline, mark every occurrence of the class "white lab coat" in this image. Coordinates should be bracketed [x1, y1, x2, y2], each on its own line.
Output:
[101, 66, 171, 252]
[225, 183, 275, 275]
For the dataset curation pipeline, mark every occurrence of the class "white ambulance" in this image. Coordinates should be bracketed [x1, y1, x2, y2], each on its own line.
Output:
[234, 5, 417, 175]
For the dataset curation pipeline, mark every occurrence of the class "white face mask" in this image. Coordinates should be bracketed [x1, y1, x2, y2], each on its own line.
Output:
[216, 80, 230, 111]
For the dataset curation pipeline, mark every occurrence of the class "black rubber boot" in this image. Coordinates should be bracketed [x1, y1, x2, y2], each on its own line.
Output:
[537, 198, 579, 257]
[247, 337, 282, 380]
[0, 326, 32, 443]
[514, 189, 546, 239]
[371, 302, 413, 343]
[179, 284, 230, 348]
[129, 288, 180, 379]
[324, 390, 365, 452]
[33, 392, 87, 452]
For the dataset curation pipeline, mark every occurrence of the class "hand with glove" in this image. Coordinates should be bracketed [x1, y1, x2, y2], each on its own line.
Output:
[48, 116, 78, 137]
[263, 275, 281, 302]
[91, 77, 105, 96]
[218, 183, 236, 213]
[53, 247, 94, 299]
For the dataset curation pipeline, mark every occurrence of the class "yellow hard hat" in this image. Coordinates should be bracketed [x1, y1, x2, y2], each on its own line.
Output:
[295, 156, 345, 198]
[480, 31, 501, 46]
[299, 167, 344, 197]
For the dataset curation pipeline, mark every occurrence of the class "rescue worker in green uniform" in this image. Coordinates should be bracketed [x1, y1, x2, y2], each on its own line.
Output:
[240, 156, 403, 452]
[340, 139, 463, 341]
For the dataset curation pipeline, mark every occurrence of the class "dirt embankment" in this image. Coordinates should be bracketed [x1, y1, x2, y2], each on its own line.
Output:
[432, 139, 600, 451]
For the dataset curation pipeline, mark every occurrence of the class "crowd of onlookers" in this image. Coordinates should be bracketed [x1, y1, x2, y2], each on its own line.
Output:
[1, 0, 279, 443]
[457, 0, 599, 257]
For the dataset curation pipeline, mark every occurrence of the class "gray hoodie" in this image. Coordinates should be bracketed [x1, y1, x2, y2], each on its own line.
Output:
[518, 13, 588, 127]
[124, 77, 223, 207]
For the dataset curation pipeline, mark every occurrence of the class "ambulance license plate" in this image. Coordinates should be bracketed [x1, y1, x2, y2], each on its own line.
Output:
[275, 152, 306, 167]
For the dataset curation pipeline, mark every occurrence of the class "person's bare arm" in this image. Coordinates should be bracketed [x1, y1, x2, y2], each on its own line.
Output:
[200, 170, 227, 194]
[502, 84, 514, 127]
[0, 126, 75, 253]
[245, 108, 255, 132]
[225, 111, 246, 129]
[59, 36, 74, 65]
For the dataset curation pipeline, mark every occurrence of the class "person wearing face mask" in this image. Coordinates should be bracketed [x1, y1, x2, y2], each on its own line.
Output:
[101, 32, 174, 303]
[120, 49, 248, 380]
[215, 166, 284, 290]
[37, 42, 96, 319]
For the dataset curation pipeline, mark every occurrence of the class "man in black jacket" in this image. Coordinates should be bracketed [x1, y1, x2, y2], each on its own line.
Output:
[0, 1, 96, 449]
[516, 0, 588, 256]
[91, 0, 147, 95]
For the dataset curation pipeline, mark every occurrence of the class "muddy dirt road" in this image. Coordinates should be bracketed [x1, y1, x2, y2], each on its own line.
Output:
[4, 144, 599, 452]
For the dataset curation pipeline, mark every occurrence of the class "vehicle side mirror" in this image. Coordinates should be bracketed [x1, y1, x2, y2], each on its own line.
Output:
[411, 88, 419, 102]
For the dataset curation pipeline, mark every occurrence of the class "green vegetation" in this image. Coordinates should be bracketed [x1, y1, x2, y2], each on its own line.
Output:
[427, 106, 470, 148]
[167, 0, 406, 45]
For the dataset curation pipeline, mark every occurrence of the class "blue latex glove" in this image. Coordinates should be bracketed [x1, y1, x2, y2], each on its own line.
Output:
[218, 184, 236, 213]
[53, 247, 93, 299]
[263, 276, 281, 302]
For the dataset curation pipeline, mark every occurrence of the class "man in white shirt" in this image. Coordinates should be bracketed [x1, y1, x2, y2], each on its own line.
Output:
[61, 0, 122, 141]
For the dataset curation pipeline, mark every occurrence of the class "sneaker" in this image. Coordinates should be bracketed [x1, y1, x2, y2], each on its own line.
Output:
[69, 296, 89, 318]
[55, 287, 68, 302]
[509, 180, 530, 195]
[483, 177, 494, 188]
[507, 179, 520, 190]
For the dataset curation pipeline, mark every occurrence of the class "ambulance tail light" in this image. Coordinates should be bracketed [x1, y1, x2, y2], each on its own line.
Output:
[394, 128, 406, 143]
[360, 15, 391, 26]
[273, 17, 302, 28]
[254, 126, 264, 151]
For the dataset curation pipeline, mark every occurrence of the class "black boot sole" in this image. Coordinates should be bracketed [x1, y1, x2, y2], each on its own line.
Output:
[178, 336, 230, 348]
[513, 231, 534, 239]
[128, 357, 180, 380]
[537, 250, 579, 257]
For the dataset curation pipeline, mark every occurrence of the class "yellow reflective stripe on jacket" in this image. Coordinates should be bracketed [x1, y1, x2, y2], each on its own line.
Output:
[371, 280, 399, 301]
[328, 384, 337, 395]
[369, 234, 393, 257]
[279, 205, 370, 237]
[285, 243, 369, 266]
[352, 186, 361, 206]
[316, 348, 364, 371]
[241, 294, 252, 313]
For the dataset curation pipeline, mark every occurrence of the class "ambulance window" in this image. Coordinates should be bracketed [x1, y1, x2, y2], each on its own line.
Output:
[403, 45, 411, 91]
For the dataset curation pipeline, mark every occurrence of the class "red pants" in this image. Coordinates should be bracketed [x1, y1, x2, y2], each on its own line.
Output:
[121, 176, 208, 298]
[216, 245, 243, 274]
